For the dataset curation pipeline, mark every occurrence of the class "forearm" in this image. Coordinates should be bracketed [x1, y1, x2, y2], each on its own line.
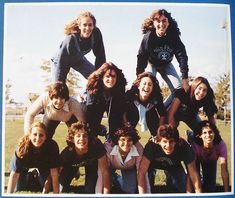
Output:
[186, 174, 193, 193]
[102, 172, 110, 194]
[137, 172, 147, 193]
[159, 116, 166, 126]
[222, 170, 230, 192]
[52, 175, 60, 193]
[189, 173, 202, 193]
[7, 171, 20, 193]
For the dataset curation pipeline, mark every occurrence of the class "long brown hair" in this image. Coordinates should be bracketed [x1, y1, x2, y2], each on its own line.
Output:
[189, 76, 215, 101]
[17, 122, 47, 158]
[86, 62, 127, 96]
[131, 72, 163, 103]
[64, 11, 96, 35]
[141, 9, 180, 36]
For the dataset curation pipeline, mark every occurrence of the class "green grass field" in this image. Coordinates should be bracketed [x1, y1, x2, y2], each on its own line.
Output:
[3, 118, 232, 192]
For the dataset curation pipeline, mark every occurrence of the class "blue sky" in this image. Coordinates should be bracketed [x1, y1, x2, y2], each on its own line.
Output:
[3, 2, 232, 102]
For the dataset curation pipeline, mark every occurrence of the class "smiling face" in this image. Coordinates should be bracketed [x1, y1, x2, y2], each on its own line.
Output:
[29, 126, 47, 148]
[102, 69, 117, 90]
[194, 83, 208, 101]
[52, 96, 66, 110]
[200, 126, 215, 147]
[118, 136, 133, 156]
[74, 129, 89, 151]
[138, 77, 153, 102]
[159, 137, 176, 155]
[153, 15, 169, 37]
[78, 17, 94, 39]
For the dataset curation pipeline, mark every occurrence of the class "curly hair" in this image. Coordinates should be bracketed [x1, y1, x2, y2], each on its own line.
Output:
[156, 125, 179, 143]
[193, 120, 222, 146]
[131, 72, 163, 103]
[112, 125, 140, 145]
[48, 81, 69, 101]
[141, 9, 180, 36]
[64, 11, 96, 35]
[86, 62, 127, 96]
[66, 121, 92, 145]
[189, 77, 217, 111]
[17, 122, 47, 158]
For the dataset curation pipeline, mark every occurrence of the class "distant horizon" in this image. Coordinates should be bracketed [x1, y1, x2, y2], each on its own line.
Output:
[3, 2, 232, 103]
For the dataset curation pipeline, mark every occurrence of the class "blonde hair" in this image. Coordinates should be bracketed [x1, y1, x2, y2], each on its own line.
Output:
[17, 122, 47, 158]
[64, 11, 96, 35]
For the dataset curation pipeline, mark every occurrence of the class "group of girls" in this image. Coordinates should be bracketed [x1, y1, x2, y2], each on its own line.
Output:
[7, 9, 229, 194]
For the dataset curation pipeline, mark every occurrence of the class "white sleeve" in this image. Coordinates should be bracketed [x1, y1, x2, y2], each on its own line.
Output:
[24, 94, 46, 133]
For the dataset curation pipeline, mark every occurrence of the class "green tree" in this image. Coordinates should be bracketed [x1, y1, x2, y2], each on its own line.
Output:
[214, 73, 230, 120]
[5, 79, 12, 104]
[40, 59, 82, 96]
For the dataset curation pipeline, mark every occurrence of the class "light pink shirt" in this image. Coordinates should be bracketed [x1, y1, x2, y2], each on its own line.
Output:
[105, 141, 143, 170]
[24, 93, 85, 133]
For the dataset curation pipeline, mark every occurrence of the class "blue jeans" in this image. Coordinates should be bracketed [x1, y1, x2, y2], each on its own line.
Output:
[112, 167, 137, 193]
[196, 160, 217, 192]
[146, 63, 182, 108]
[148, 166, 186, 193]
[52, 36, 95, 82]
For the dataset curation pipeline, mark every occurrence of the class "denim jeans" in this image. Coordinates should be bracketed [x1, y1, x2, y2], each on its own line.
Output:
[113, 167, 137, 193]
[52, 36, 95, 82]
[146, 63, 182, 108]
[43, 114, 78, 139]
[196, 160, 217, 192]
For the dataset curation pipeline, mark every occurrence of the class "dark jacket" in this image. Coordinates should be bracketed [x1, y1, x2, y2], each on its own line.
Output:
[85, 91, 125, 137]
[136, 30, 188, 79]
[125, 89, 167, 136]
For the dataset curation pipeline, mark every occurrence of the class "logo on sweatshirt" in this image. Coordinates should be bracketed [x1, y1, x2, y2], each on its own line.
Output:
[153, 45, 173, 62]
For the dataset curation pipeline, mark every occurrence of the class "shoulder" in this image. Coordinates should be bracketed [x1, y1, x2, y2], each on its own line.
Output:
[60, 146, 74, 158]
[135, 141, 144, 154]
[178, 138, 192, 150]
[144, 30, 152, 38]
[104, 141, 113, 154]
[68, 97, 80, 106]
[44, 139, 59, 152]
[217, 140, 227, 150]
[174, 88, 188, 101]
[63, 34, 76, 42]
[144, 140, 156, 150]
[93, 27, 103, 37]
[125, 89, 137, 101]
[90, 138, 106, 158]
[141, 31, 152, 43]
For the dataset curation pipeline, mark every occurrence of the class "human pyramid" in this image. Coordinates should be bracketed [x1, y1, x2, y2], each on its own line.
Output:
[7, 9, 229, 194]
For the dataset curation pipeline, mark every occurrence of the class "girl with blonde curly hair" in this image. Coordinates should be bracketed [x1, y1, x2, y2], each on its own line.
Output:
[52, 11, 106, 82]
[7, 122, 60, 194]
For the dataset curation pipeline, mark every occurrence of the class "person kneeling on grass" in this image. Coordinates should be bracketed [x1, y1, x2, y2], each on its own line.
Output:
[7, 122, 60, 194]
[137, 125, 202, 193]
[59, 121, 110, 194]
[97, 125, 150, 193]
[188, 121, 229, 192]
